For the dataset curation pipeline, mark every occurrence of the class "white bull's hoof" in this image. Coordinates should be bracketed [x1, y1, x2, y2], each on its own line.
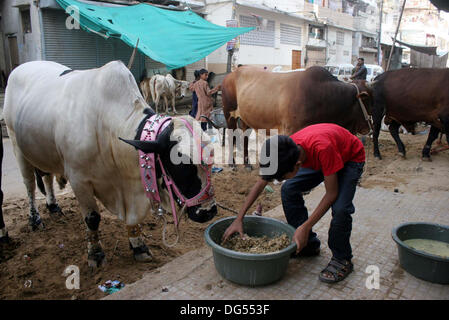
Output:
[46, 203, 64, 216]
[28, 215, 44, 231]
[88, 245, 106, 268]
[422, 156, 432, 162]
[134, 252, 153, 262]
[398, 152, 406, 158]
[0, 231, 11, 244]
[244, 164, 253, 172]
[131, 242, 153, 262]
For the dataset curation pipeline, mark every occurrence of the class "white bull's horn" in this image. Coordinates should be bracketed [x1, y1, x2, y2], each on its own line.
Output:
[127, 38, 140, 70]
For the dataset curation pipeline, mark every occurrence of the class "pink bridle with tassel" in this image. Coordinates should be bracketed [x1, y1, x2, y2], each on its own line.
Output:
[138, 114, 214, 228]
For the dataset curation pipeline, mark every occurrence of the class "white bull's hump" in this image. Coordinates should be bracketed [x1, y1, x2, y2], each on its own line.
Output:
[4, 60, 148, 172]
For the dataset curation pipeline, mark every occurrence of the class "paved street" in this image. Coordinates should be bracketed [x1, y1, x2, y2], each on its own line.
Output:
[105, 186, 449, 300]
[1, 92, 448, 300]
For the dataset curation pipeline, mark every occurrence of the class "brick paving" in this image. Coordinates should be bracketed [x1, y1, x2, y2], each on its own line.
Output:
[105, 186, 449, 300]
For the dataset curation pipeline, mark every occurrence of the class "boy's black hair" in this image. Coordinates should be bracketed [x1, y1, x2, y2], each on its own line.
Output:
[198, 69, 208, 75]
[259, 135, 300, 182]
[194, 70, 200, 79]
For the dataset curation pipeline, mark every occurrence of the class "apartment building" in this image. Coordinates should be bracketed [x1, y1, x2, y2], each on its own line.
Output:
[204, 0, 355, 72]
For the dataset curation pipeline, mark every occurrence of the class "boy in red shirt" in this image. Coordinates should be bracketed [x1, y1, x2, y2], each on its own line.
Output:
[223, 123, 365, 283]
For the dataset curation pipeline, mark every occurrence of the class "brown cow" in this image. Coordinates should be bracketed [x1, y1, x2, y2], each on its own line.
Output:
[205, 66, 374, 166]
[371, 68, 449, 160]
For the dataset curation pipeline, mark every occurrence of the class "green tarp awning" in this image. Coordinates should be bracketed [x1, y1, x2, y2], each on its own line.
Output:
[56, 0, 254, 69]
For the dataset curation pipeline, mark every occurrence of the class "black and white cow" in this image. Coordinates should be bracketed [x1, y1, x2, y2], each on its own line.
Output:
[3, 60, 217, 267]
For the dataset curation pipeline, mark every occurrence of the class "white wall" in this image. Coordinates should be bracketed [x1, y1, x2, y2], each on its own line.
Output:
[327, 27, 352, 64]
[202, 1, 233, 72]
[205, 3, 306, 71]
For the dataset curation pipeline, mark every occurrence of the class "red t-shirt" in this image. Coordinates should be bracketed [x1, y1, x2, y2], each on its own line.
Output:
[290, 123, 365, 176]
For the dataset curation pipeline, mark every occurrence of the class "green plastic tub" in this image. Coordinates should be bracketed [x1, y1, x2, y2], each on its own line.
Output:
[204, 216, 297, 286]
[392, 222, 449, 284]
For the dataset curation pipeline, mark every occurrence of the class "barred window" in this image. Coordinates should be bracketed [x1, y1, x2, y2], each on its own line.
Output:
[336, 31, 345, 45]
[280, 23, 302, 46]
[239, 15, 275, 47]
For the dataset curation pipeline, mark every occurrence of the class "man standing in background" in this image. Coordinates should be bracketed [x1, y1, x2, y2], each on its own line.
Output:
[351, 58, 367, 80]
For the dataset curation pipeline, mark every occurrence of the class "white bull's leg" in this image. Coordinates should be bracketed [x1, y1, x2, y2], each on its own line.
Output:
[171, 96, 177, 114]
[14, 151, 43, 230]
[163, 95, 169, 114]
[70, 179, 105, 267]
[42, 174, 63, 215]
[154, 93, 161, 114]
[127, 224, 152, 262]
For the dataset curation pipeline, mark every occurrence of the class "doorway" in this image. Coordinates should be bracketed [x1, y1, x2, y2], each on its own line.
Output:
[8, 36, 20, 72]
[292, 50, 301, 70]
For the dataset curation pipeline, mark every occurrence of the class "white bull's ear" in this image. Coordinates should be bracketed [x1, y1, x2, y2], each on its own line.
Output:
[119, 138, 162, 154]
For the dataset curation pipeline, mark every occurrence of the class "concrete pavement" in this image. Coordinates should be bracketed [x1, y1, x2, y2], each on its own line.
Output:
[105, 186, 449, 300]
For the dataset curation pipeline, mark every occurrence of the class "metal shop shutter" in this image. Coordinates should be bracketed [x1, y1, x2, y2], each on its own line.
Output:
[41, 9, 145, 80]
[42, 9, 97, 69]
[280, 24, 302, 46]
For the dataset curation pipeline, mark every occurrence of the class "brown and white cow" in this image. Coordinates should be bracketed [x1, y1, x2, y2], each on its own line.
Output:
[4, 60, 217, 267]
[371, 67, 449, 160]
[204, 66, 374, 166]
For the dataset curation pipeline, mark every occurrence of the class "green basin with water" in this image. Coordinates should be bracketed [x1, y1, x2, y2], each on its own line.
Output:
[392, 222, 449, 284]
[204, 216, 297, 286]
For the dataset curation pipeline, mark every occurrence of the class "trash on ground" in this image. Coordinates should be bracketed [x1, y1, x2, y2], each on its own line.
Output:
[212, 167, 223, 173]
[252, 204, 263, 216]
[264, 185, 274, 193]
[98, 280, 125, 294]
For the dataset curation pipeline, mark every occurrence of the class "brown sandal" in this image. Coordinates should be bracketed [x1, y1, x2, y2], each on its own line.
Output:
[319, 257, 353, 283]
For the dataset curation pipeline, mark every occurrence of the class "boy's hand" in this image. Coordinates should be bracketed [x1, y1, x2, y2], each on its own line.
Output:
[222, 218, 244, 243]
[293, 224, 311, 254]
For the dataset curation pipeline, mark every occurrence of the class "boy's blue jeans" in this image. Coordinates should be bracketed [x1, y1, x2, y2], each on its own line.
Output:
[281, 162, 364, 261]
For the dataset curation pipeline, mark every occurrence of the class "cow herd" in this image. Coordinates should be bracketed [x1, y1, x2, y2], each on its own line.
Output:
[0, 60, 448, 267]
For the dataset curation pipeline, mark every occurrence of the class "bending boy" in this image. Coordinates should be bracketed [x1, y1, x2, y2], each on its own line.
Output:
[222, 123, 365, 283]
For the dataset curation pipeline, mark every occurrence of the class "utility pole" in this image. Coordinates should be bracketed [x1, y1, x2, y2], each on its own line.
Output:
[226, 0, 237, 73]
[386, 0, 406, 71]
[377, 0, 384, 66]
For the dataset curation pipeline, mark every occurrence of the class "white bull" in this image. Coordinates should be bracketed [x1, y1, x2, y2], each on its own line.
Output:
[3, 60, 217, 267]
[140, 73, 189, 114]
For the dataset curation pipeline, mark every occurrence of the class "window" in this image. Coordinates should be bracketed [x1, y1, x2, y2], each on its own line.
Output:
[336, 31, 344, 45]
[280, 24, 302, 46]
[239, 15, 275, 47]
[392, 14, 399, 25]
[20, 7, 32, 34]
[344, 67, 353, 76]
[309, 25, 324, 40]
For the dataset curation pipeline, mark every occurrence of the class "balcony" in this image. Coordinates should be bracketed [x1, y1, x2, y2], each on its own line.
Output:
[303, 2, 354, 30]
[306, 38, 327, 49]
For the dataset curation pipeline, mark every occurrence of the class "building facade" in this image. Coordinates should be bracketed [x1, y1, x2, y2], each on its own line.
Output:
[203, 0, 356, 73]
[0, 0, 206, 83]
